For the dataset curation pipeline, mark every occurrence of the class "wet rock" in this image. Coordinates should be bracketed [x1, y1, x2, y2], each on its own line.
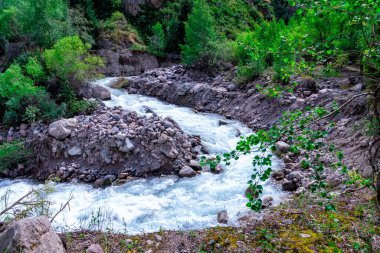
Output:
[262, 195, 273, 207]
[179, 166, 196, 177]
[189, 160, 201, 170]
[275, 141, 290, 155]
[272, 171, 285, 180]
[217, 210, 228, 224]
[282, 179, 298, 191]
[0, 216, 65, 253]
[92, 85, 111, 100]
[212, 164, 224, 174]
[87, 244, 104, 253]
[48, 118, 78, 140]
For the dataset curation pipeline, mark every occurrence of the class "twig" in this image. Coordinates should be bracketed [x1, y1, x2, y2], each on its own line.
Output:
[50, 194, 74, 223]
[315, 92, 373, 123]
[0, 190, 36, 217]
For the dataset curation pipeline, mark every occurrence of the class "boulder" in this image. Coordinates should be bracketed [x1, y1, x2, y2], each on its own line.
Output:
[287, 171, 302, 182]
[275, 141, 290, 155]
[68, 146, 82, 156]
[179, 166, 196, 177]
[86, 244, 104, 253]
[272, 171, 285, 181]
[282, 179, 298, 191]
[217, 210, 228, 224]
[92, 85, 111, 101]
[160, 142, 179, 158]
[48, 118, 78, 140]
[0, 216, 65, 253]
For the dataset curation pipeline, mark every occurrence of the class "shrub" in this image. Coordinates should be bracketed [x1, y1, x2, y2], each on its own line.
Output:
[0, 141, 31, 172]
[66, 99, 98, 117]
[43, 36, 103, 81]
[3, 90, 66, 126]
[25, 57, 45, 82]
[181, 0, 217, 65]
[99, 11, 145, 49]
[148, 22, 166, 57]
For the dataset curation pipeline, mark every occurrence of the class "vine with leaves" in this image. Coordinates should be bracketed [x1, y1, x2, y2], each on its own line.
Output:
[201, 101, 359, 211]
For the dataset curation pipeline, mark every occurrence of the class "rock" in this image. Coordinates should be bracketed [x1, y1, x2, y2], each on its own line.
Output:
[118, 172, 129, 179]
[179, 166, 196, 177]
[300, 233, 311, 238]
[272, 171, 285, 180]
[160, 142, 179, 158]
[275, 141, 290, 155]
[282, 179, 297, 191]
[87, 244, 104, 253]
[68, 146, 82, 156]
[295, 187, 305, 196]
[362, 166, 373, 179]
[0, 216, 65, 253]
[303, 90, 312, 96]
[217, 210, 228, 224]
[372, 235, 380, 252]
[262, 195, 273, 207]
[154, 234, 162, 242]
[218, 120, 228, 126]
[158, 75, 166, 82]
[92, 85, 111, 100]
[102, 175, 116, 188]
[287, 171, 302, 182]
[119, 139, 135, 153]
[48, 118, 78, 140]
[189, 160, 201, 170]
[212, 164, 224, 174]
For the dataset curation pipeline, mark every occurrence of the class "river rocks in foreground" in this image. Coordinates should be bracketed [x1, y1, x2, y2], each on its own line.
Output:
[26, 106, 202, 185]
[0, 216, 65, 253]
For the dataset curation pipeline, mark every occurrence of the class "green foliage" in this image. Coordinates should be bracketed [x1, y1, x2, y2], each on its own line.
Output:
[44, 36, 103, 81]
[207, 0, 262, 39]
[0, 141, 31, 172]
[0, 0, 73, 47]
[181, 0, 217, 65]
[148, 22, 166, 57]
[69, 6, 95, 45]
[99, 12, 146, 49]
[3, 90, 66, 126]
[67, 99, 98, 117]
[25, 57, 45, 82]
[202, 104, 346, 212]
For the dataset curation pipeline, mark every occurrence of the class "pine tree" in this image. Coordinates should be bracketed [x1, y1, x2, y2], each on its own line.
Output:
[180, 0, 217, 65]
[148, 22, 166, 57]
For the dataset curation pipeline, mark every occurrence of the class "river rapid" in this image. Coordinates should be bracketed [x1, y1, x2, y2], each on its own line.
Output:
[0, 78, 284, 234]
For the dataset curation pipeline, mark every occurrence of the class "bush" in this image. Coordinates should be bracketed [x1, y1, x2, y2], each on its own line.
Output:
[99, 11, 146, 49]
[148, 22, 166, 57]
[3, 90, 66, 126]
[180, 0, 217, 65]
[66, 99, 98, 117]
[0, 141, 31, 172]
[43, 36, 103, 81]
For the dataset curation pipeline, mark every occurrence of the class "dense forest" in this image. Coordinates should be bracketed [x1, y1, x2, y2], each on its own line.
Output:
[0, 0, 379, 252]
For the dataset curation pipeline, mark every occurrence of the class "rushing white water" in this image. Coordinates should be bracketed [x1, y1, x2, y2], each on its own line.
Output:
[0, 77, 284, 234]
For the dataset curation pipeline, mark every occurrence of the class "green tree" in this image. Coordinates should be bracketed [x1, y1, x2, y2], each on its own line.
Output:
[180, 0, 217, 65]
[0, 0, 73, 47]
[148, 22, 166, 57]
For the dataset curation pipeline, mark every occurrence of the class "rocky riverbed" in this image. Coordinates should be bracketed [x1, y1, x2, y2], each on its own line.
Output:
[1, 106, 203, 187]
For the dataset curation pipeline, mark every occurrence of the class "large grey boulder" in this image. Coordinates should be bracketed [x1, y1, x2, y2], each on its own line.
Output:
[274, 141, 290, 155]
[179, 166, 196, 177]
[48, 118, 78, 140]
[91, 85, 111, 101]
[0, 216, 65, 253]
